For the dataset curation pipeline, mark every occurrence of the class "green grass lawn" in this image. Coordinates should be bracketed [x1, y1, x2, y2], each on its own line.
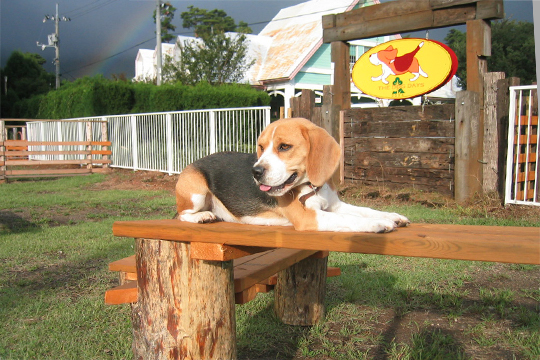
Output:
[0, 173, 538, 359]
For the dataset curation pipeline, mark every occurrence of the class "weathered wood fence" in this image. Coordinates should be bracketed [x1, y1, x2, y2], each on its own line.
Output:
[342, 105, 455, 194]
[289, 76, 525, 199]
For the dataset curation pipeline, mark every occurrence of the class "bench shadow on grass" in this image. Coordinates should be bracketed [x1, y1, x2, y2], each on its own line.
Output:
[0, 210, 40, 234]
[1, 241, 132, 311]
[237, 265, 471, 360]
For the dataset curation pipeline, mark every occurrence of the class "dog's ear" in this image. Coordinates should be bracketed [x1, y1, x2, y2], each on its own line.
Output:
[305, 127, 341, 187]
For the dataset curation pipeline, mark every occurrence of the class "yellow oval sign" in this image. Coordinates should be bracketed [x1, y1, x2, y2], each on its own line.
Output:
[352, 38, 458, 100]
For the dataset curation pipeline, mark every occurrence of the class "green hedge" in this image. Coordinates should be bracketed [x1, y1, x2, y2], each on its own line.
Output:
[16, 77, 270, 119]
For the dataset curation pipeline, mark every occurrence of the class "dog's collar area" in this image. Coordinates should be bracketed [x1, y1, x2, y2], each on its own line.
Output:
[299, 183, 320, 206]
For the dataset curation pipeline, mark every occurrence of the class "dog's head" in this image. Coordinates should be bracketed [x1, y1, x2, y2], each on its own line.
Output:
[252, 118, 341, 196]
[370, 46, 397, 66]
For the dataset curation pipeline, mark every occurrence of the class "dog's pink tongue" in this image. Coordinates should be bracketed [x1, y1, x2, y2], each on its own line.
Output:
[260, 184, 272, 192]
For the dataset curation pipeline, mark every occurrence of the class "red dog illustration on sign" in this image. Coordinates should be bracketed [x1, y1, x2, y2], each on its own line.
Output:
[370, 41, 428, 84]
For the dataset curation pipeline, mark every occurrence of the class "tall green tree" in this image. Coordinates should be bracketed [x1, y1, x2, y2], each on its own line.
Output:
[163, 33, 255, 85]
[153, 2, 177, 43]
[180, 6, 251, 39]
[445, 19, 536, 89]
[1, 51, 55, 117]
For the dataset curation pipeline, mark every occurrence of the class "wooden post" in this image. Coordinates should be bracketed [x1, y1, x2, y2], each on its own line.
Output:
[86, 122, 93, 171]
[0, 120, 5, 182]
[465, 19, 491, 193]
[299, 89, 315, 121]
[321, 85, 344, 184]
[101, 119, 109, 169]
[274, 255, 328, 326]
[289, 96, 300, 119]
[131, 238, 236, 360]
[483, 72, 505, 193]
[331, 41, 351, 113]
[496, 77, 520, 200]
[455, 91, 482, 202]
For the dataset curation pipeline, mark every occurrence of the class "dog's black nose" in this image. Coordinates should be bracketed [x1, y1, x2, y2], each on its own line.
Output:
[252, 165, 265, 180]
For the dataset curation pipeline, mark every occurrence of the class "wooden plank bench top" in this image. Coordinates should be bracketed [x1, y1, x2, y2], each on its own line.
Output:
[113, 220, 540, 265]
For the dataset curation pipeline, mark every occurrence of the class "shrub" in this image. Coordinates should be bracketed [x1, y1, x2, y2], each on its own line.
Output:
[14, 76, 270, 119]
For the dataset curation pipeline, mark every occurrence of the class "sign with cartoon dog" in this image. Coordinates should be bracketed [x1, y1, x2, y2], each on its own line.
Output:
[352, 38, 458, 100]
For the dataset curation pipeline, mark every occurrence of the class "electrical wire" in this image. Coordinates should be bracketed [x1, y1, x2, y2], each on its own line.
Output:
[62, 3, 356, 76]
[65, 0, 120, 20]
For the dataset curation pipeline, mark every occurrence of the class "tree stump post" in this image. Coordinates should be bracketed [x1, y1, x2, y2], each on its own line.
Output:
[274, 255, 328, 326]
[131, 238, 236, 360]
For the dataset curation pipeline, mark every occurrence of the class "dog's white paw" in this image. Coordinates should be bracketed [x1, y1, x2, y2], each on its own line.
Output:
[372, 218, 397, 233]
[379, 212, 410, 227]
[389, 213, 410, 227]
[180, 211, 217, 224]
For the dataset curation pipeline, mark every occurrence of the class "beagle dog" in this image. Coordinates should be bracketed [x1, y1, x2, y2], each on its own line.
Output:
[175, 118, 409, 232]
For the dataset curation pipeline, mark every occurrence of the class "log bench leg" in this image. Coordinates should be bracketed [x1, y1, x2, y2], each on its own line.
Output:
[131, 238, 236, 360]
[274, 256, 328, 325]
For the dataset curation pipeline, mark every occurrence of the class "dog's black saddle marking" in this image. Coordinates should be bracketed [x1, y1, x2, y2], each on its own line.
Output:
[191, 152, 277, 217]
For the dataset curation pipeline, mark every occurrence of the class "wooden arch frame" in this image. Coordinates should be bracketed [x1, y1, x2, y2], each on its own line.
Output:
[322, 0, 504, 198]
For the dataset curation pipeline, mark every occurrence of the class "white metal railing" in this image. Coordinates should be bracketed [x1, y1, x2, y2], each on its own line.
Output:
[27, 107, 271, 174]
[504, 85, 539, 206]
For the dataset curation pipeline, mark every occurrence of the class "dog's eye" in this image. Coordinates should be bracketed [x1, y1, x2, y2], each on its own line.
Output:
[258, 145, 264, 152]
[278, 144, 292, 152]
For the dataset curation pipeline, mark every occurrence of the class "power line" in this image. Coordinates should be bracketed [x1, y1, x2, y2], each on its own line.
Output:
[62, 4, 355, 76]
[64, 0, 120, 19]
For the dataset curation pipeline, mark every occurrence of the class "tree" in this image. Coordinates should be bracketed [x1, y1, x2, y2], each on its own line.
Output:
[1, 51, 55, 117]
[180, 6, 251, 39]
[163, 33, 255, 86]
[445, 19, 536, 89]
[153, 2, 177, 43]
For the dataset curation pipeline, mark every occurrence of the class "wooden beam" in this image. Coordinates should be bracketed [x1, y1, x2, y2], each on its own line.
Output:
[466, 19, 491, 93]
[331, 41, 351, 112]
[5, 169, 92, 176]
[113, 220, 540, 265]
[322, 0, 503, 43]
[483, 72, 505, 193]
[1, 140, 111, 147]
[190, 242, 272, 261]
[455, 91, 482, 202]
[233, 249, 317, 293]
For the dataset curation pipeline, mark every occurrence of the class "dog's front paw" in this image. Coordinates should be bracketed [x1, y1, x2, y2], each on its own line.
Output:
[179, 211, 217, 224]
[379, 212, 410, 227]
[392, 213, 410, 227]
[372, 219, 397, 233]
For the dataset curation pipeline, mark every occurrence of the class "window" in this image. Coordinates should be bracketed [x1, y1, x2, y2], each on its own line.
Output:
[349, 45, 372, 70]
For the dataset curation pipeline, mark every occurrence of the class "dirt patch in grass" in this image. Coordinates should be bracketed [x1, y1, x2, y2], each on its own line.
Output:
[89, 168, 178, 193]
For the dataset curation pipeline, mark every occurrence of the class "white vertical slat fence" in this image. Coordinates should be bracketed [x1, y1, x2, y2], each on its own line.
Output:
[505, 85, 539, 206]
[27, 106, 271, 175]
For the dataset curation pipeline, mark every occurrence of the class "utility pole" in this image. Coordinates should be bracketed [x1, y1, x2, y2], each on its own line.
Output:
[156, 0, 162, 86]
[37, 3, 70, 89]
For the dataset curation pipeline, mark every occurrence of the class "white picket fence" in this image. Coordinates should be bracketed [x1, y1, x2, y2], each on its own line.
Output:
[505, 85, 539, 206]
[27, 106, 271, 174]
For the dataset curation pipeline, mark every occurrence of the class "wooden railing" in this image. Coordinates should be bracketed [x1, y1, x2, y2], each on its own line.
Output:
[0, 140, 111, 180]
